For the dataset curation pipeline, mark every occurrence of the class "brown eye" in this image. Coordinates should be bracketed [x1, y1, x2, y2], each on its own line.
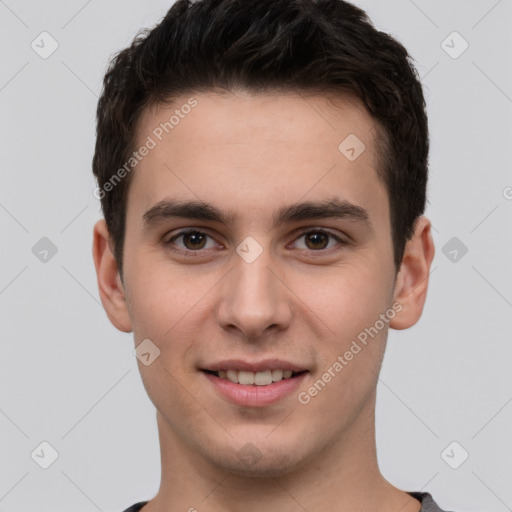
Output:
[292, 229, 345, 252]
[166, 229, 218, 253]
[304, 231, 329, 250]
[182, 231, 207, 250]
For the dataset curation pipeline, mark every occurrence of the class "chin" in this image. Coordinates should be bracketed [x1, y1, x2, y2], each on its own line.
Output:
[217, 452, 300, 478]
[203, 438, 313, 478]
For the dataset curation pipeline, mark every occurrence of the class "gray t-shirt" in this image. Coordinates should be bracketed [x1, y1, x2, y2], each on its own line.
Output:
[409, 492, 452, 511]
[122, 491, 452, 511]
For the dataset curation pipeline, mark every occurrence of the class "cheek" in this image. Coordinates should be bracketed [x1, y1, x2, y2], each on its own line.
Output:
[124, 256, 201, 338]
[297, 262, 391, 400]
[297, 274, 388, 423]
[137, 356, 208, 443]
[297, 261, 391, 341]
[125, 263, 213, 383]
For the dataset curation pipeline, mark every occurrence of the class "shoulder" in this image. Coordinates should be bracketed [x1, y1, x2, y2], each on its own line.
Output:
[121, 495, 458, 512]
[120, 501, 149, 512]
[408, 491, 455, 512]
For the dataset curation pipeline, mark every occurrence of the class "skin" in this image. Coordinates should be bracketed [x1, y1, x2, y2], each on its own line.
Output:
[93, 89, 435, 512]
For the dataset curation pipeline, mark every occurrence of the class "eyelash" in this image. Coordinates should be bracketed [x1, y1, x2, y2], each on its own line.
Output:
[164, 228, 348, 257]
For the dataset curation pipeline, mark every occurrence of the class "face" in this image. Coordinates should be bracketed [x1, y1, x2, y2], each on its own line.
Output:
[102, 90, 408, 476]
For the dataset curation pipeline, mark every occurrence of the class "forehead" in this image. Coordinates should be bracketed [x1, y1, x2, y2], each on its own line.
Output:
[137, 89, 379, 152]
[127, 90, 387, 230]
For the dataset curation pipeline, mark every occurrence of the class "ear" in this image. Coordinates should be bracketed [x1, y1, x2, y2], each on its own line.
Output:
[389, 216, 435, 330]
[92, 219, 132, 333]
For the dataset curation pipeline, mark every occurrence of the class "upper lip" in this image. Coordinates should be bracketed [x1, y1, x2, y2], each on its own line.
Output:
[202, 359, 308, 373]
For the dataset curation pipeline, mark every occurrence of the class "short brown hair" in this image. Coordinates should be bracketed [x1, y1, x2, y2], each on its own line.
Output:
[93, 0, 429, 277]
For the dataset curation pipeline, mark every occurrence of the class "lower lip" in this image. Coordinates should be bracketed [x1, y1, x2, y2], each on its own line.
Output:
[203, 371, 308, 407]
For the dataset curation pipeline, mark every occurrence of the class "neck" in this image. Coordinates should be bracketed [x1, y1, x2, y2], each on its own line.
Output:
[143, 392, 421, 512]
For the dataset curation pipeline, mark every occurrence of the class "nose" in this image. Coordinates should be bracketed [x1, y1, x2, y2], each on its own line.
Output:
[215, 245, 293, 341]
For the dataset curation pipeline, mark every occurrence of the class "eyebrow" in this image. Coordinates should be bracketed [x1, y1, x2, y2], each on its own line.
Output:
[142, 197, 371, 230]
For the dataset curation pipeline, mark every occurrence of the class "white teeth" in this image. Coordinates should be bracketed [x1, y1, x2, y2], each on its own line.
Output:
[215, 369, 299, 385]
[254, 370, 272, 386]
[271, 369, 283, 381]
[226, 369, 238, 383]
[238, 371, 255, 385]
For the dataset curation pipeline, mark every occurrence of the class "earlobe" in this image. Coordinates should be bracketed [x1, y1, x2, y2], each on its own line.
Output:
[92, 219, 133, 333]
[389, 216, 435, 330]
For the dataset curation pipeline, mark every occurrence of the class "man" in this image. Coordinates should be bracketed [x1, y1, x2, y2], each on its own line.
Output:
[92, 0, 448, 510]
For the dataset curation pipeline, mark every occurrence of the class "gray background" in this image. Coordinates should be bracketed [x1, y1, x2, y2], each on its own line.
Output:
[1, 1, 511, 511]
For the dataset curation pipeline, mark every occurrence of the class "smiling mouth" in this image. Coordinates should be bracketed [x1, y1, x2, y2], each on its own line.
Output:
[202, 369, 307, 386]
